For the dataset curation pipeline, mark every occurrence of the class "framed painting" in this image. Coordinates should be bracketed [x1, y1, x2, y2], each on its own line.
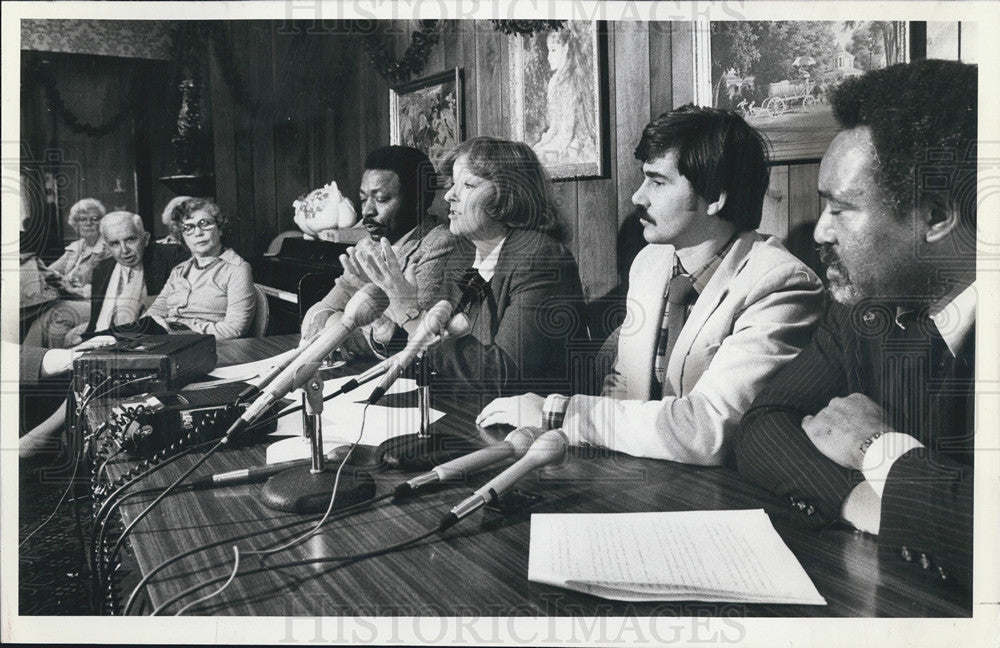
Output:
[508, 21, 609, 180]
[704, 21, 910, 161]
[389, 68, 465, 169]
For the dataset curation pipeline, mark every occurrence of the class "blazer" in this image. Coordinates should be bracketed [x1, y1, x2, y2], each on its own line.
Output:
[301, 220, 457, 357]
[429, 227, 587, 396]
[561, 230, 824, 465]
[733, 301, 975, 589]
[85, 242, 189, 333]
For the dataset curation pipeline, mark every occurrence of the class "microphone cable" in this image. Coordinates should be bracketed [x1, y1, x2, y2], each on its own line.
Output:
[94, 380, 320, 590]
[150, 525, 442, 615]
[122, 492, 393, 615]
[18, 370, 125, 550]
[168, 403, 376, 614]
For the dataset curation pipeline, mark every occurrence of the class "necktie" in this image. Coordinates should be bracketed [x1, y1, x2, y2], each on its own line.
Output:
[112, 268, 133, 326]
[663, 273, 697, 370]
[651, 271, 697, 398]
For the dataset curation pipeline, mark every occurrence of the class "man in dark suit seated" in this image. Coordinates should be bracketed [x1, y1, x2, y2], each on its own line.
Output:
[62, 210, 188, 346]
[732, 59, 978, 591]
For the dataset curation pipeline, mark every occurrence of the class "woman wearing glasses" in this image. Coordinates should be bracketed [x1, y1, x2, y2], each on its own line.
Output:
[142, 198, 256, 339]
[22, 198, 111, 347]
[47, 198, 110, 299]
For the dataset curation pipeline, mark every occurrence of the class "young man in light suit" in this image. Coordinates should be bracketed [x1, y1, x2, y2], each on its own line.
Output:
[478, 105, 824, 466]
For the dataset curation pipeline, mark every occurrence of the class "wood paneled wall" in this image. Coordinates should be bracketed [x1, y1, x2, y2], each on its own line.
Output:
[207, 21, 825, 313]
[20, 52, 174, 257]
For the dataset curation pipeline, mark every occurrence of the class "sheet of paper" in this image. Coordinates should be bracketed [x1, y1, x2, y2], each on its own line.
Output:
[528, 509, 826, 605]
[271, 375, 443, 446]
[205, 348, 309, 385]
[272, 400, 445, 446]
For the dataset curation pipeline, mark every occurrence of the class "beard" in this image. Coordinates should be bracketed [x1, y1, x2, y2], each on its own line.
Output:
[818, 244, 863, 305]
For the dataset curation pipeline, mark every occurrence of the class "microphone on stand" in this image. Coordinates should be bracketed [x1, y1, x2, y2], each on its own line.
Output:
[221, 284, 390, 441]
[332, 313, 471, 398]
[437, 429, 568, 532]
[367, 300, 455, 406]
[393, 426, 544, 498]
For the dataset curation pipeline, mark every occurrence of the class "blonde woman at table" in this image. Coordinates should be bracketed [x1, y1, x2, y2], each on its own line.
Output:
[136, 198, 255, 339]
[347, 136, 587, 396]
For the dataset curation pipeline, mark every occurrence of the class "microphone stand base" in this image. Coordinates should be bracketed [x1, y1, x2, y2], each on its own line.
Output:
[376, 433, 480, 471]
[261, 465, 376, 514]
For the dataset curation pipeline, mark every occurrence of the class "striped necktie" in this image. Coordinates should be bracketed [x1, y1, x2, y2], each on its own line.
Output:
[651, 267, 697, 398]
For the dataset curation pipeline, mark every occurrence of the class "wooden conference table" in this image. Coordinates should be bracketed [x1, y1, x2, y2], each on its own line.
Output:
[101, 335, 969, 617]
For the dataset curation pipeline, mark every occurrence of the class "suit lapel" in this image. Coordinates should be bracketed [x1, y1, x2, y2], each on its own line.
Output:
[619, 244, 675, 399]
[666, 231, 758, 394]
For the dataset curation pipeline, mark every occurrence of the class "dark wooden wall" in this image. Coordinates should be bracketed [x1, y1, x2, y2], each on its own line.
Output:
[20, 52, 174, 258]
[206, 21, 824, 308]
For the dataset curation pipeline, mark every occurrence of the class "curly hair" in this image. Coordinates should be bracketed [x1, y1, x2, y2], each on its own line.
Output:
[831, 59, 977, 228]
[364, 145, 437, 227]
[175, 197, 228, 241]
[440, 136, 562, 239]
[67, 198, 107, 231]
[634, 104, 770, 232]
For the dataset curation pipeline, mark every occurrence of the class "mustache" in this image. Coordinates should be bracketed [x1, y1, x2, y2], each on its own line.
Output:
[818, 244, 850, 278]
[633, 206, 652, 223]
[817, 244, 837, 266]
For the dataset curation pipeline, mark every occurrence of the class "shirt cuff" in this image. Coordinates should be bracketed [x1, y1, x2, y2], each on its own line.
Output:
[861, 432, 925, 498]
[840, 481, 882, 534]
[541, 394, 570, 430]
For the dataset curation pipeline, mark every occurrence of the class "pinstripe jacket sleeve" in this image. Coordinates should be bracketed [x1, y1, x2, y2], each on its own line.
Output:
[733, 304, 975, 589]
[732, 308, 860, 526]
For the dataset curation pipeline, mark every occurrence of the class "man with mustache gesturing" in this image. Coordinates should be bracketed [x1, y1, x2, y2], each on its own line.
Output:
[478, 105, 824, 466]
[733, 60, 978, 592]
[301, 146, 457, 359]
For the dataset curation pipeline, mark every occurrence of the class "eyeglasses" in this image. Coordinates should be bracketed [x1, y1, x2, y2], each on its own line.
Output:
[76, 216, 100, 224]
[180, 219, 218, 235]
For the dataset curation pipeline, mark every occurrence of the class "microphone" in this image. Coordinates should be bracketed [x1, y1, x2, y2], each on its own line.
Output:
[334, 312, 471, 398]
[393, 426, 543, 498]
[189, 458, 310, 489]
[222, 284, 390, 440]
[367, 300, 455, 405]
[437, 429, 568, 532]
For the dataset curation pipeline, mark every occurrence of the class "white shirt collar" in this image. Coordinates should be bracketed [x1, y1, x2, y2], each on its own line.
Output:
[930, 282, 977, 356]
[472, 236, 507, 282]
[95, 263, 146, 330]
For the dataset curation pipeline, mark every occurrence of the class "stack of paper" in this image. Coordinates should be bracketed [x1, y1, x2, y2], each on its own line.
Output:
[200, 356, 446, 447]
[528, 509, 826, 604]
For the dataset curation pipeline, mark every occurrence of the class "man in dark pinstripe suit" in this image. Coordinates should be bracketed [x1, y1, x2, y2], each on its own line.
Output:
[733, 59, 978, 591]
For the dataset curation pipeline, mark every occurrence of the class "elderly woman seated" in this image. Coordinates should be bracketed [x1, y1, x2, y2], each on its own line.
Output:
[22, 198, 111, 347]
[117, 198, 255, 339]
[46, 197, 110, 298]
[351, 137, 588, 396]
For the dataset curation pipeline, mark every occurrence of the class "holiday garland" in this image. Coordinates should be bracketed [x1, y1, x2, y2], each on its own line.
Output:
[29, 58, 140, 138]
[362, 20, 441, 85]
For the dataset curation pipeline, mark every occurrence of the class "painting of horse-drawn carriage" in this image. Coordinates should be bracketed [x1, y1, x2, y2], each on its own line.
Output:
[709, 21, 907, 160]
